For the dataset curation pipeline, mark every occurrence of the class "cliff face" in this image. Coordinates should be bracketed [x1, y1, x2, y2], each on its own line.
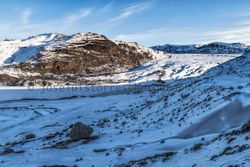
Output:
[13, 33, 156, 76]
[0, 74, 18, 85]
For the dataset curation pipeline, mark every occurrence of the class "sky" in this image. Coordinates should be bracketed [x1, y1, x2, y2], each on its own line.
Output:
[1, 0, 250, 46]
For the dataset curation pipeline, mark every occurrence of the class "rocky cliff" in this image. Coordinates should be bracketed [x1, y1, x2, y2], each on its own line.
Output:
[0, 33, 159, 85]
[13, 33, 156, 75]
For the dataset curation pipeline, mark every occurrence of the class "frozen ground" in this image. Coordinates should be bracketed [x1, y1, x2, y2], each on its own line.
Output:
[0, 52, 250, 166]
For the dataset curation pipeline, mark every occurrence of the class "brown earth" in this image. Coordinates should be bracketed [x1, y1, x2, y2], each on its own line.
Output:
[12, 33, 154, 76]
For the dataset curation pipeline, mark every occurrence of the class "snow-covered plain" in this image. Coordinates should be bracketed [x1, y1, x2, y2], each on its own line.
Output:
[0, 34, 249, 167]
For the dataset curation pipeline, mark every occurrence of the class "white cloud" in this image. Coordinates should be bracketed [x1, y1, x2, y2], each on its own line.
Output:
[115, 18, 250, 46]
[20, 9, 32, 25]
[114, 27, 195, 46]
[64, 9, 92, 25]
[5, 4, 250, 46]
[0, 7, 94, 39]
[109, 2, 151, 22]
[201, 26, 250, 44]
[99, 2, 113, 14]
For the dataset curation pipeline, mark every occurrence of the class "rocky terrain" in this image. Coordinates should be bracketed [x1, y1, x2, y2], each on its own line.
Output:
[0, 33, 249, 167]
[0, 32, 159, 86]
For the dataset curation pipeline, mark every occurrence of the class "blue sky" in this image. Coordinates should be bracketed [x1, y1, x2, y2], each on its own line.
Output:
[1, 0, 250, 46]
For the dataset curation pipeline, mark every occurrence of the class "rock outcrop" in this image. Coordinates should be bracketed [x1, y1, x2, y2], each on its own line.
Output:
[12, 33, 156, 76]
[241, 121, 250, 133]
[0, 74, 19, 85]
[25, 134, 36, 140]
[69, 122, 94, 141]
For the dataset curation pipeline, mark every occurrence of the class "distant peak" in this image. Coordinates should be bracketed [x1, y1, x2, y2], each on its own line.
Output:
[151, 42, 250, 54]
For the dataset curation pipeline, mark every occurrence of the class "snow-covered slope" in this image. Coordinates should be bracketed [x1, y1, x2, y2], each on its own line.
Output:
[151, 42, 250, 54]
[0, 50, 249, 167]
[0, 33, 64, 65]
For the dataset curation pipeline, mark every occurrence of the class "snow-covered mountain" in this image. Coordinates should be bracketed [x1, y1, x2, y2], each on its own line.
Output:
[0, 33, 64, 65]
[0, 32, 162, 86]
[0, 32, 158, 67]
[0, 33, 249, 167]
[151, 42, 250, 54]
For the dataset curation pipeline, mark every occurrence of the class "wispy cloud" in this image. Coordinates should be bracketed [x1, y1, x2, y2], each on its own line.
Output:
[64, 8, 92, 25]
[109, 2, 151, 22]
[20, 9, 32, 25]
[7, 2, 250, 46]
[99, 2, 113, 14]
[201, 26, 250, 44]
[234, 19, 250, 26]
[114, 27, 198, 46]
[115, 13, 250, 46]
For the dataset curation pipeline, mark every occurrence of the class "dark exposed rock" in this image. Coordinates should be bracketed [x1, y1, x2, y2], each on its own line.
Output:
[81, 135, 99, 144]
[210, 144, 250, 161]
[116, 152, 176, 167]
[93, 148, 108, 153]
[1, 148, 14, 155]
[25, 133, 36, 140]
[0, 74, 19, 85]
[190, 143, 203, 151]
[69, 122, 94, 141]
[241, 121, 250, 133]
[51, 140, 72, 149]
[44, 132, 64, 140]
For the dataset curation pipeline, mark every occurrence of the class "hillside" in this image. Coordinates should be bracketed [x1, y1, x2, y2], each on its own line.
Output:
[0, 44, 249, 166]
[151, 42, 250, 54]
[0, 33, 159, 86]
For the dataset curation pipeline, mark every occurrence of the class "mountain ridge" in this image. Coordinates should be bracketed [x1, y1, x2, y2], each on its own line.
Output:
[151, 42, 250, 54]
[0, 32, 163, 86]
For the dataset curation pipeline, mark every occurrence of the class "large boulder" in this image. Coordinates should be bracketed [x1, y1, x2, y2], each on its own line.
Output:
[69, 122, 94, 141]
